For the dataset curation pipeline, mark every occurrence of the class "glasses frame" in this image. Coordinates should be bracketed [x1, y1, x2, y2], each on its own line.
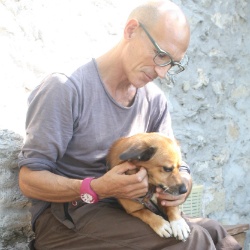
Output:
[139, 22, 187, 75]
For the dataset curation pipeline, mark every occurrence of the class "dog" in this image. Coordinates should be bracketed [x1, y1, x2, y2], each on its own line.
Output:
[107, 132, 190, 241]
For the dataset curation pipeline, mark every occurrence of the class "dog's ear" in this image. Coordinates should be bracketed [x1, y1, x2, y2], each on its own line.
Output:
[119, 146, 157, 162]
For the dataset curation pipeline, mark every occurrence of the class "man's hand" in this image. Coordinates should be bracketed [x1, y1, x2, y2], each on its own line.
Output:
[155, 189, 187, 207]
[91, 162, 149, 200]
[155, 171, 192, 207]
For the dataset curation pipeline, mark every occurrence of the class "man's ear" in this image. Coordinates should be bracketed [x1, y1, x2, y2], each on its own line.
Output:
[124, 18, 140, 39]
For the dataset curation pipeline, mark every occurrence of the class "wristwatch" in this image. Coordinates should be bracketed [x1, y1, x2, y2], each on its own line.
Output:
[80, 177, 99, 204]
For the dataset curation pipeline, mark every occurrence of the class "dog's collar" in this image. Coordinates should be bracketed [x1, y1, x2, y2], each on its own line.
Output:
[136, 185, 156, 203]
[134, 185, 161, 214]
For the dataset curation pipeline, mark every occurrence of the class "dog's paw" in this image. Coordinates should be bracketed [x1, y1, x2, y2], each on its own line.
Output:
[170, 218, 190, 241]
[151, 217, 173, 238]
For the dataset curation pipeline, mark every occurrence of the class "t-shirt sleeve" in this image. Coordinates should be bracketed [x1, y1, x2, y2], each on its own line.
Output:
[18, 73, 80, 172]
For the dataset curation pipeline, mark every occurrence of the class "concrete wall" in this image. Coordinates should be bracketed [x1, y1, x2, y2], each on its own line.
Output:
[0, 0, 249, 248]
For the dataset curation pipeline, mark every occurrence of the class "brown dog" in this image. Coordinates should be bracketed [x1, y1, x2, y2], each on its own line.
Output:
[107, 132, 190, 241]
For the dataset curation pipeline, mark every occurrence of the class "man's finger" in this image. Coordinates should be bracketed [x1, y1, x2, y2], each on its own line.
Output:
[135, 167, 147, 182]
[113, 162, 137, 174]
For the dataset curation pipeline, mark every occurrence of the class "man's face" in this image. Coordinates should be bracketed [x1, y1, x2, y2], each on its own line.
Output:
[122, 30, 163, 88]
[123, 20, 189, 88]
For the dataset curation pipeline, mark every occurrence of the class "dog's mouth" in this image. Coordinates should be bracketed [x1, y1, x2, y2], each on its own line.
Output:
[158, 184, 170, 193]
[158, 184, 182, 196]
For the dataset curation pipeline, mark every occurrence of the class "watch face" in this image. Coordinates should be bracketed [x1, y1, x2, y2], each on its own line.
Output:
[81, 193, 95, 203]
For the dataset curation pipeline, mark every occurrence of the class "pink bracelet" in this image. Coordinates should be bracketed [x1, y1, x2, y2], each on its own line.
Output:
[80, 177, 99, 204]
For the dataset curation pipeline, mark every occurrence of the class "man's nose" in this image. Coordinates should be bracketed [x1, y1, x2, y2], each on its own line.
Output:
[154, 65, 171, 79]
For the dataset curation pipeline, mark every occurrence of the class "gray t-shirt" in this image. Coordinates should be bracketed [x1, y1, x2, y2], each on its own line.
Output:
[18, 59, 189, 227]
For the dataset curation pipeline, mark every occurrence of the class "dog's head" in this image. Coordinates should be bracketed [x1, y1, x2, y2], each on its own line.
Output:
[107, 133, 187, 196]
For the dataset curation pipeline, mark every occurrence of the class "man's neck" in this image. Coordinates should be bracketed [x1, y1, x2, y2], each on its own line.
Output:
[96, 49, 137, 107]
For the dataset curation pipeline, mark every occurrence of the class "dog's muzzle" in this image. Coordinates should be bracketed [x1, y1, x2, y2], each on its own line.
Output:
[159, 183, 187, 196]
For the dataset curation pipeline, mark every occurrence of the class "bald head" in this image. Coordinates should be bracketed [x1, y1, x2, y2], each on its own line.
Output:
[128, 0, 188, 28]
[127, 0, 190, 55]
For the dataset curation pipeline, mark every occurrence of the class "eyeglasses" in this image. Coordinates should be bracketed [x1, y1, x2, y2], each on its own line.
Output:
[139, 22, 188, 75]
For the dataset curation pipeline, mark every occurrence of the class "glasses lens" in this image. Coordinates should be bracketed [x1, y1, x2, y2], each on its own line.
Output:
[154, 52, 172, 66]
[168, 65, 183, 75]
[180, 54, 189, 67]
[167, 55, 188, 75]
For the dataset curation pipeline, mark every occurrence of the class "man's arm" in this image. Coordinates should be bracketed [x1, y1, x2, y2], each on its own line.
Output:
[19, 162, 149, 202]
[19, 166, 82, 202]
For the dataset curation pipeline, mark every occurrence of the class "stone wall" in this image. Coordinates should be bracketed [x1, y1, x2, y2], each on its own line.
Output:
[0, 0, 249, 248]
[0, 130, 33, 249]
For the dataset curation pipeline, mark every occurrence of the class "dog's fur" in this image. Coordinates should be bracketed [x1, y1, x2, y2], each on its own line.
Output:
[107, 132, 190, 241]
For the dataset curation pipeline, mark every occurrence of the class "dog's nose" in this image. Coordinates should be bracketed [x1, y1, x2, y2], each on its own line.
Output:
[179, 184, 187, 194]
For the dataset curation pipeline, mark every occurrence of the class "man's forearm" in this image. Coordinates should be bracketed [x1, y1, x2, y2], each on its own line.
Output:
[19, 166, 82, 202]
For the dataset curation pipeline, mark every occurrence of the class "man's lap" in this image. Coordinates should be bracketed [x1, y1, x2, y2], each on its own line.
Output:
[33, 202, 240, 250]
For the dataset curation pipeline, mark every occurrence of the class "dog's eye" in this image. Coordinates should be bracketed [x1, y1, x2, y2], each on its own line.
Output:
[163, 166, 173, 172]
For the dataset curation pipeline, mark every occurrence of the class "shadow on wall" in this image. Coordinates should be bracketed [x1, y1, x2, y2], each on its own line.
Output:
[0, 129, 34, 250]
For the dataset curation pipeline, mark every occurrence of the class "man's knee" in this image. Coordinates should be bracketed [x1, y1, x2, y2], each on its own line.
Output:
[180, 223, 216, 250]
[194, 218, 227, 243]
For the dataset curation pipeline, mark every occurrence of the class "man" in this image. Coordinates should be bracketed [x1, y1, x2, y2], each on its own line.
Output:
[18, 1, 241, 249]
